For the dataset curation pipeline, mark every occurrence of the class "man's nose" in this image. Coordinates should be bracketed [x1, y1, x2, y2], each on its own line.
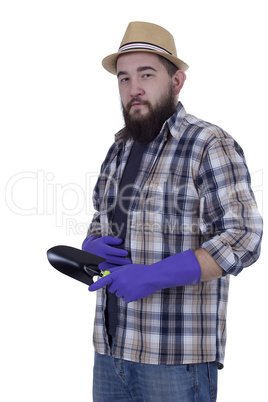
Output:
[129, 78, 145, 98]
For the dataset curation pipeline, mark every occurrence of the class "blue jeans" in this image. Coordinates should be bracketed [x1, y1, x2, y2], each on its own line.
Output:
[93, 348, 218, 401]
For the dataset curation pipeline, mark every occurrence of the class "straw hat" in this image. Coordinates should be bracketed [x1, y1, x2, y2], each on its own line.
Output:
[102, 21, 189, 75]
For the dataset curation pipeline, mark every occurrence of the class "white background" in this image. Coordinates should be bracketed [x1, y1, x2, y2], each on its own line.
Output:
[1, 0, 267, 400]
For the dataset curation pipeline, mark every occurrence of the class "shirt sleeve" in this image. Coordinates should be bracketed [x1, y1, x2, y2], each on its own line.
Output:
[87, 188, 102, 236]
[86, 141, 119, 237]
[197, 136, 263, 276]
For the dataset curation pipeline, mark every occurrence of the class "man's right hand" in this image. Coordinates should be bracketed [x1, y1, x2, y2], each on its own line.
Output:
[82, 235, 131, 268]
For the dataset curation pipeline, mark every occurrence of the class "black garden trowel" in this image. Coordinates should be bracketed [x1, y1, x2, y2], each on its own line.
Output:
[47, 245, 106, 286]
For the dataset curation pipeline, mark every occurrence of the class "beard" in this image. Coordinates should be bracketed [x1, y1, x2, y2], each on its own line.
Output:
[121, 84, 177, 143]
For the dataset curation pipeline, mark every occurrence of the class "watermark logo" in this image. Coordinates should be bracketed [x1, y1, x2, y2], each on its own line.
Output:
[5, 169, 264, 235]
[5, 170, 99, 229]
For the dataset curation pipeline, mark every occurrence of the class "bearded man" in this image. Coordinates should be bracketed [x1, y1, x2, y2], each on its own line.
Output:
[82, 22, 262, 401]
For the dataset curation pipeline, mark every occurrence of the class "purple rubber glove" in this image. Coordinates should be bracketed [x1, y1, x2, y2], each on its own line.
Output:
[82, 235, 131, 268]
[89, 249, 201, 303]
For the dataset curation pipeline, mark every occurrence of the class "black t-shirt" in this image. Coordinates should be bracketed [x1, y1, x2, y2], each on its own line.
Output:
[105, 141, 148, 337]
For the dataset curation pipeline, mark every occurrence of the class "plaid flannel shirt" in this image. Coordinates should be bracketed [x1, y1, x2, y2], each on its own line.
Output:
[88, 102, 262, 368]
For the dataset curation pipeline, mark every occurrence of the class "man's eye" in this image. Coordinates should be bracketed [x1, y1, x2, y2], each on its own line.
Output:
[120, 77, 129, 83]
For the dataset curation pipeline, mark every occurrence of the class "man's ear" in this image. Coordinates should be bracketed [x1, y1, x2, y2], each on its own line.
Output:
[172, 70, 186, 95]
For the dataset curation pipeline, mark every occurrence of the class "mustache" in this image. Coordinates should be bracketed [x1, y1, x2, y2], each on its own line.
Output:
[125, 97, 150, 112]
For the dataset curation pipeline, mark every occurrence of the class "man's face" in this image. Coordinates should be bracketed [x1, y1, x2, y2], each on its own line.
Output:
[116, 52, 179, 142]
[117, 52, 175, 118]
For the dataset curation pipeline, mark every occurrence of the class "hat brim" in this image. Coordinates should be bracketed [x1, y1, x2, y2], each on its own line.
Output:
[102, 49, 189, 75]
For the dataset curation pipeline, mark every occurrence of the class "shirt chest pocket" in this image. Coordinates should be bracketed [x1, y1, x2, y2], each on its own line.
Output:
[138, 177, 200, 218]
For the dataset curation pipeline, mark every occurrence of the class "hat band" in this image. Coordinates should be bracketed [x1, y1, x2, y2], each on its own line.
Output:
[118, 42, 172, 55]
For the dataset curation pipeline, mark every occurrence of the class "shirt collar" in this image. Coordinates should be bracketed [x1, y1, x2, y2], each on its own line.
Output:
[167, 101, 186, 139]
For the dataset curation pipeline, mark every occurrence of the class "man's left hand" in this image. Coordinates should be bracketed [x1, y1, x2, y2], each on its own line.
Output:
[88, 249, 201, 303]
